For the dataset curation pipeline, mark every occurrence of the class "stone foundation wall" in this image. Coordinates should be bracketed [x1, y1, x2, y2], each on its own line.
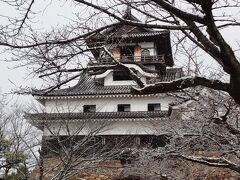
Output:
[31, 151, 240, 180]
[31, 159, 124, 180]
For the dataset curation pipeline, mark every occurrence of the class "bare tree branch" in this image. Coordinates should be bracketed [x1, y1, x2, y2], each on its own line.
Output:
[132, 76, 230, 94]
[177, 154, 240, 173]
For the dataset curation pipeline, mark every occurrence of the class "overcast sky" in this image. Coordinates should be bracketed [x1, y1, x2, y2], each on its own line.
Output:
[0, 1, 79, 105]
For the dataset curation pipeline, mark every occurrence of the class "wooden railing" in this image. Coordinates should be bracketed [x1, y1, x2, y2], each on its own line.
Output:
[89, 55, 165, 64]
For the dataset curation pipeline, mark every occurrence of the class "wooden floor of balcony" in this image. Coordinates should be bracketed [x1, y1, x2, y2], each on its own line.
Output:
[89, 55, 165, 65]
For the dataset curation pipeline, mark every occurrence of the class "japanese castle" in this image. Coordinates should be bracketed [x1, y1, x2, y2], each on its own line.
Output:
[26, 8, 183, 157]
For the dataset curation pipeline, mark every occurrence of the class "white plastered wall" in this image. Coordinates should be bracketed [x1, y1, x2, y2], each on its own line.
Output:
[43, 119, 169, 136]
[45, 95, 173, 113]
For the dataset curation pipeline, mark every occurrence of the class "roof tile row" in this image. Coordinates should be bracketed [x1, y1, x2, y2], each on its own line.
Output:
[33, 68, 183, 97]
[26, 111, 169, 121]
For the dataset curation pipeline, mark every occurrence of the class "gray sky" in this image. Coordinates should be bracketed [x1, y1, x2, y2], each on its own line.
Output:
[0, 0, 78, 104]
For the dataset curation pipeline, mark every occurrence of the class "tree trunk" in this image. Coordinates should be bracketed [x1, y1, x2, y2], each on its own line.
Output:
[230, 75, 240, 105]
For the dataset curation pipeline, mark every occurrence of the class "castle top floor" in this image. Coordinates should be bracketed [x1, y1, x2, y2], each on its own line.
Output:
[86, 7, 173, 68]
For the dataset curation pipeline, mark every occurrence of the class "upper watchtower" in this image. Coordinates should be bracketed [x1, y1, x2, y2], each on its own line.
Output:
[86, 7, 173, 74]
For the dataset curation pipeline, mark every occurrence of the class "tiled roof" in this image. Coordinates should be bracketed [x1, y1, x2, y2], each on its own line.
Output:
[95, 9, 158, 40]
[91, 29, 167, 41]
[158, 68, 184, 82]
[25, 111, 169, 122]
[88, 11, 167, 41]
[33, 68, 183, 97]
[33, 74, 132, 96]
[115, 31, 168, 39]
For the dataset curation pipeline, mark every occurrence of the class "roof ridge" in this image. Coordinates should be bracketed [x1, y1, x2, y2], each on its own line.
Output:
[123, 5, 139, 22]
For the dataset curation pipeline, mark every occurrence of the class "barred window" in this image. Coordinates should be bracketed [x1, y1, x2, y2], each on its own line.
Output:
[118, 104, 130, 112]
[83, 105, 96, 113]
[148, 103, 161, 111]
[113, 70, 132, 81]
[141, 49, 150, 57]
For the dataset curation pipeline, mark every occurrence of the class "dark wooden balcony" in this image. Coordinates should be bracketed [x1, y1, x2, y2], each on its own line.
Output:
[89, 55, 165, 65]
[41, 133, 169, 157]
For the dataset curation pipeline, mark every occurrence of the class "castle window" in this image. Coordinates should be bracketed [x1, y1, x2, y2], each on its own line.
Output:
[148, 103, 161, 111]
[118, 104, 130, 112]
[151, 135, 169, 148]
[101, 137, 106, 145]
[135, 137, 140, 145]
[141, 49, 150, 57]
[121, 46, 134, 56]
[94, 136, 106, 145]
[113, 70, 131, 81]
[83, 105, 96, 113]
[100, 51, 112, 63]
